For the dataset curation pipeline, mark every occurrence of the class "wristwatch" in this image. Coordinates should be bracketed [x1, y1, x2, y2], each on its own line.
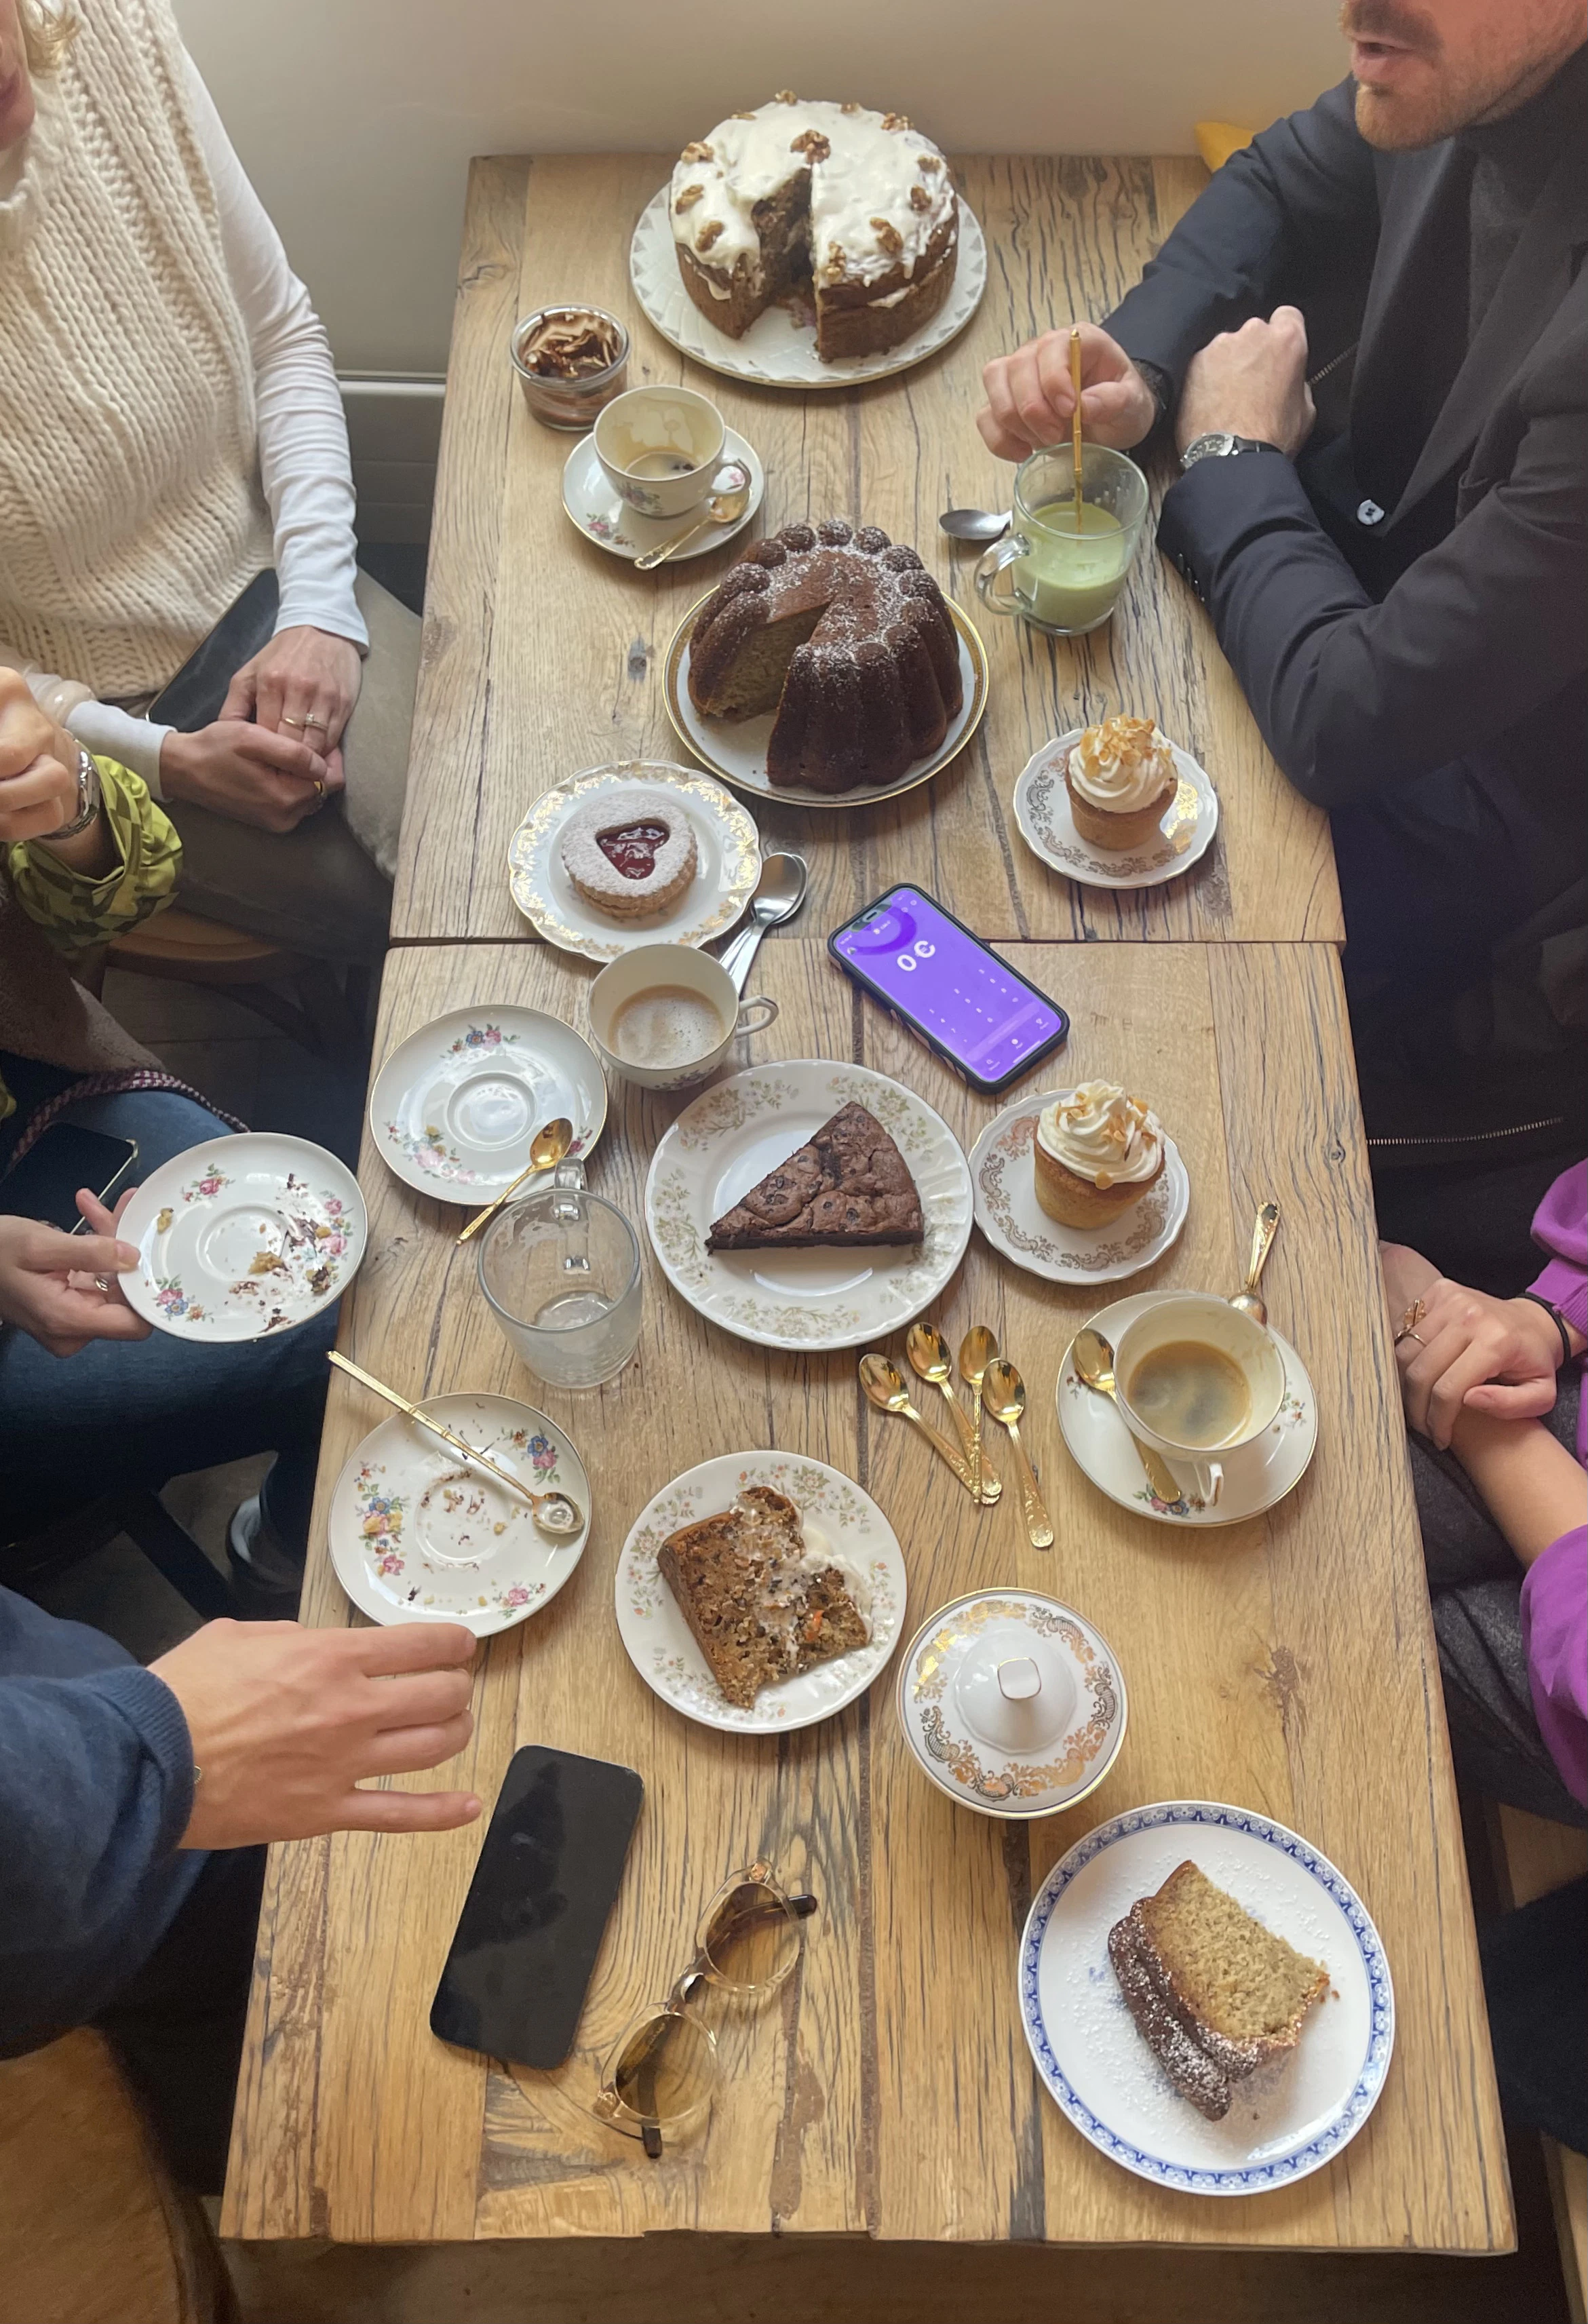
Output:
[1180, 432, 1282, 470]
[43, 747, 103, 840]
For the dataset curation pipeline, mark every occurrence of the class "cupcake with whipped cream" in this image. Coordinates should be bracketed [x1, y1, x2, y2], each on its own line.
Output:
[1064, 716, 1178, 850]
[1033, 1081, 1165, 1227]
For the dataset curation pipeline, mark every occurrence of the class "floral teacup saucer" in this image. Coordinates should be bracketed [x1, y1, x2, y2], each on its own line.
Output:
[968, 1096, 1188, 1285]
[119, 1133, 366, 1342]
[1057, 1290, 1317, 1526]
[369, 1006, 606, 1206]
[328, 1392, 591, 1634]
[1013, 729, 1218, 892]
[562, 425, 764, 562]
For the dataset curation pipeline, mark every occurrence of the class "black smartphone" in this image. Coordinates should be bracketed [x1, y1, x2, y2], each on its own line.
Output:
[828, 885, 1070, 1096]
[0, 1124, 138, 1234]
[430, 1744, 644, 2070]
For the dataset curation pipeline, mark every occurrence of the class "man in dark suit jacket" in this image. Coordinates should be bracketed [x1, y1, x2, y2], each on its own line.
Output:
[978, 0, 1587, 1004]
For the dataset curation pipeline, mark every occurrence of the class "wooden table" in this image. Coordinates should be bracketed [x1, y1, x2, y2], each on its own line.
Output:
[224, 938, 1509, 2251]
[391, 155, 1342, 951]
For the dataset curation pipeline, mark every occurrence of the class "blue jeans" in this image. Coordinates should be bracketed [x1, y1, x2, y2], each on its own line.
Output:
[0, 1076, 333, 1551]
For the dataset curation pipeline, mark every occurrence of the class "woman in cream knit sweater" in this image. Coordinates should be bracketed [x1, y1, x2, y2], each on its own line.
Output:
[0, 0, 419, 964]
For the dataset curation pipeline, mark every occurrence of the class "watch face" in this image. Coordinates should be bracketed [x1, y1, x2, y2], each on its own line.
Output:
[1191, 433, 1235, 461]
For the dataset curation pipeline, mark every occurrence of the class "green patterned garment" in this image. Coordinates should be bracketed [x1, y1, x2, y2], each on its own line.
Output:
[1, 756, 181, 1124]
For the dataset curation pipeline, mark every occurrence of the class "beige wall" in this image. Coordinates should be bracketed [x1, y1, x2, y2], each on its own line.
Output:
[174, 1, 1347, 376]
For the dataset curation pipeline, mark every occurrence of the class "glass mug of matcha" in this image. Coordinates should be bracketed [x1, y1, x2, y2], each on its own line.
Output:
[974, 444, 1150, 637]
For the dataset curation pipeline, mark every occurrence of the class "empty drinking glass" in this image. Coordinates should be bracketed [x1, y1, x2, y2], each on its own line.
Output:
[477, 1164, 642, 1390]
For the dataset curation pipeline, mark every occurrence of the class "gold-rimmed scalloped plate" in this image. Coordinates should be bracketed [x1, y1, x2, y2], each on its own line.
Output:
[1014, 730, 1219, 891]
[507, 760, 761, 962]
[663, 592, 990, 811]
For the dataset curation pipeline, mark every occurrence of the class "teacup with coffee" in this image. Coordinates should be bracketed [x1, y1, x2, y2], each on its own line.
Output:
[588, 944, 777, 1093]
[1111, 1293, 1285, 1507]
[592, 385, 727, 520]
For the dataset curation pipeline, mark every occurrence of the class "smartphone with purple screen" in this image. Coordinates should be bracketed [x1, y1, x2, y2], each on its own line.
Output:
[828, 886, 1069, 1096]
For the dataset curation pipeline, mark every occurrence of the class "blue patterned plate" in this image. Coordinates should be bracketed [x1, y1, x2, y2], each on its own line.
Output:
[1019, 1800, 1394, 2194]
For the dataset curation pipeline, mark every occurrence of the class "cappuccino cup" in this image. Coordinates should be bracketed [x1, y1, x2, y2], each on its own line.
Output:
[587, 944, 776, 1093]
[1112, 1293, 1285, 1507]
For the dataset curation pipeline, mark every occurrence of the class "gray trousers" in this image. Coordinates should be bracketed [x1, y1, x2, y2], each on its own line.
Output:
[1412, 1372, 1586, 1828]
[163, 570, 420, 966]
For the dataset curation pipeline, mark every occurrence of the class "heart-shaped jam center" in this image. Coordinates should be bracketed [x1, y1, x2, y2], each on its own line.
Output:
[596, 821, 670, 881]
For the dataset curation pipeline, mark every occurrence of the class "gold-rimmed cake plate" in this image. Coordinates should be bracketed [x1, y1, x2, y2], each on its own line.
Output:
[663, 594, 990, 810]
[630, 190, 988, 390]
[507, 760, 761, 961]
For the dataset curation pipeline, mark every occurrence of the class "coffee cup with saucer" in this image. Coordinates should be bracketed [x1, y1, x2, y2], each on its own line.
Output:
[1110, 1292, 1285, 1507]
[588, 942, 777, 1093]
[594, 385, 726, 520]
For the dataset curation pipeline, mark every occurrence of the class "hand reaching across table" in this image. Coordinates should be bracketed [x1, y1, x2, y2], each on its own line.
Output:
[976, 322, 1159, 461]
[150, 1617, 482, 1848]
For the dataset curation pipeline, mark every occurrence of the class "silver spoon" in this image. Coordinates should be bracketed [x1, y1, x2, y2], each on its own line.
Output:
[632, 463, 753, 572]
[715, 851, 809, 995]
[940, 506, 1011, 543]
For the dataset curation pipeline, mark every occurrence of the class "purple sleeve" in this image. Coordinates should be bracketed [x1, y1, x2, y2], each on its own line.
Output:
[1519, 1526, 1588, 1810]
[1529, 1161, 1588, 1341]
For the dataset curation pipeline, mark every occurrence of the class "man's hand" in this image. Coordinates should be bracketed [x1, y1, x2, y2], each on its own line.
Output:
[0, 1188, 151, 1357]
[150, 1618, 482, 1848]
[159, 719, 341, 833]
[977, 324, 1158, 463]
[1176, 307, 1315, 458]
[0, 665, 80, 843]
[221, 626, 362, 760]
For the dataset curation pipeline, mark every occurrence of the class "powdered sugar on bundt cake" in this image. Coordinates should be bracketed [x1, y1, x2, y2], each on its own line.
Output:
[688, 521, 963, 794]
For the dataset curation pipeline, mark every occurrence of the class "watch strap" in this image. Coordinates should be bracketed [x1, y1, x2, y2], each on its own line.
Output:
[1181, 432, 1283, 469]
[43, 748, 103, 841]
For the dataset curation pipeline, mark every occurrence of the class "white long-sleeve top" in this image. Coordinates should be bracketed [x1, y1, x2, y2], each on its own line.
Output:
[1, 49, 366, 797]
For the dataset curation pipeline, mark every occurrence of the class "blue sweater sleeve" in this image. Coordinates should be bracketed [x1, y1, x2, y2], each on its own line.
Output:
[0, 1589, 199, 2048]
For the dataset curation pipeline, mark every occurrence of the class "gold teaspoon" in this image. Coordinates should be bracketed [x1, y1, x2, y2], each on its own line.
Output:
[456, 1117, 574, 1246]
[982, 1358, 1054, 1549]
[859, 1354, 978, 1496]
[1072, 1327, 1184, 1507]
[906, 1323, 1001, 1504]
[958, 1323, 998, 1507]
[1230, 1201, 1281, 1325]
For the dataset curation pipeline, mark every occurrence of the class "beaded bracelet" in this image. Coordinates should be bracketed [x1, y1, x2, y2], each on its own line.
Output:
[1518, 1290, 1575, 1371]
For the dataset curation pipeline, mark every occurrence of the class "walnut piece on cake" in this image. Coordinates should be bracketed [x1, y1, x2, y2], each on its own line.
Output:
[697, 218, 724, 251]
[872, 218, 904, 255]
[774, 88, 798, 103]
[674, 183, 703, 212]
[790, 130, 831, 162]
[680, 139, 714, 162]
[881, 111, 911, 130]
[909, 184, 931, 212]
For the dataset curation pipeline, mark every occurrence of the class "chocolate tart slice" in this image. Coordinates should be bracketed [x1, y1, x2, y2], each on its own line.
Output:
[705, 1100, 924, 1252]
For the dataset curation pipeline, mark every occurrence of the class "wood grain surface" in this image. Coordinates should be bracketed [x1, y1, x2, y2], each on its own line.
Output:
[222, 937, 1507, 2251]
[389, 155, 1342, 951]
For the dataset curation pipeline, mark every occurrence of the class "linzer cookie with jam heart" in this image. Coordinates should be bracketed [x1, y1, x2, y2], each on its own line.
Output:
[558, 784, 699, 919]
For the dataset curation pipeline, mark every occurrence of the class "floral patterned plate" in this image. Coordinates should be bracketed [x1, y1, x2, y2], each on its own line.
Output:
[561, 423, 764, 562]
[1013, 729, 1218, 891]
[644, 1060, 973, 1352]
[118, 1133, 366, 1343]
[1020, 1801, 1393, 2194]
[897, 1589, 1128, 1821]
[328, 1393, 591, 1635]
[507, 760, 760, 962]
[968, 1095, 1189, 1286]
[615, 1450, 906, 1732]
[1057, 1290, 1318, 1526]
[368, 1006, 607, 1205]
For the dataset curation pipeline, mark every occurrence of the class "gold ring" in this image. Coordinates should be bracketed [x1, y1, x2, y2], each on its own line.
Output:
[281, 714, 307, 728]
[94, 1273, 113, 1293]
[301, 713, 329, 730]
[312, 778, 325, 798]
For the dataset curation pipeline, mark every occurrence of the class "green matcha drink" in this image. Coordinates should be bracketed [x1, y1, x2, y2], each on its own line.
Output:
[975, 444, 1148, 638]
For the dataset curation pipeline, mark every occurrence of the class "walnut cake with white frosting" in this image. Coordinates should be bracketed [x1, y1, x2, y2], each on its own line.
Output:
[668, 96, 958, 362]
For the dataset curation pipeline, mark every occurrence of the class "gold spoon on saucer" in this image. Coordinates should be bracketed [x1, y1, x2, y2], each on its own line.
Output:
[456, 1117, 573, 1247]
[906, 1322, 1001, 1503]
[1230, 1200, 1281, 1325]
[633, 463, 754, 572]
[982, 1359, 1054, 1549]
[1072, 1327, 1184, 1507]
[859, 1354, 977, 1494]
[329, 1352, 585, 1536]
[958, 1323, 998, 1506]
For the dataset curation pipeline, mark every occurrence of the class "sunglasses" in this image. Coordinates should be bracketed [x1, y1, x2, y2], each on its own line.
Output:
[592, 1859, 818, 2156]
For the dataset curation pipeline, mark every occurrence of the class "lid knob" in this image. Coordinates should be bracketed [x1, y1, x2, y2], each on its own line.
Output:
[996, 1656, 1041, 1702]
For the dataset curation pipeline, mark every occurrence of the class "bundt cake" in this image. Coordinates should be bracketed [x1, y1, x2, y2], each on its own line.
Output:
[687, 521, 964, 794]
